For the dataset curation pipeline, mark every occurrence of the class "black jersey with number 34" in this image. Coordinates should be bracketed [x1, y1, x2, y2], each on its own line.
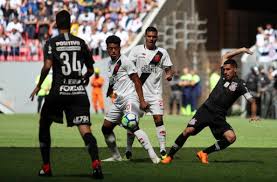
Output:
[44, 33, 94, 96]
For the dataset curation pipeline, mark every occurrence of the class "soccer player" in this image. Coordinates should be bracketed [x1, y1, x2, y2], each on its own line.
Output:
[30, 10, 103, 179]
[126, 26, 174, 159]
[101, 35, 160, 164]
[162, 47, 258, 164]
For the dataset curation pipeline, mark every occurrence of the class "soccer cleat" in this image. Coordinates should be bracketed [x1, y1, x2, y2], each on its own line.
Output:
[92, 160, 104, 179]
[125, 151, 132, 160]
[196, 151, 209, 164]
[102, 156, 123, 162]
[160, 150, 167, 160]
[161, 156, 173, 164]
[38, 164, 52, 177]
[151, 157, 161, 164]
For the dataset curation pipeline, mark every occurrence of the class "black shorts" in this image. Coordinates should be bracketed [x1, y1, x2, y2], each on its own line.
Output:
[40, 94, 91, 127]
[187, 105, 233, 140]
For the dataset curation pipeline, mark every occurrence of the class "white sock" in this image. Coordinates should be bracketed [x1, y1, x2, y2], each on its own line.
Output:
[104, 132, 121, 159]
[126, 131, 135, 152]
[156, 125, 166, 152]
[134, 129, 158, 162]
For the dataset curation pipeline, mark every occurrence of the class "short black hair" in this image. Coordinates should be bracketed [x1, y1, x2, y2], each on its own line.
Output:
[145, 26, 158, 34]
[56, 10, 71, 30]
[224, 59, 237, 68]
[106, 35, 121, 45]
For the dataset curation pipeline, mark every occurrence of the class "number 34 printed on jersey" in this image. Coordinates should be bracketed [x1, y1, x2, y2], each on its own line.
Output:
[60, 51, 82, 76]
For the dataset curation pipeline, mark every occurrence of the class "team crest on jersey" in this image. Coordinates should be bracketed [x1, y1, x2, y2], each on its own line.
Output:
[189, 118, 197, 125]
[153, 54, 161, 63]
[229, 82, 238, 91]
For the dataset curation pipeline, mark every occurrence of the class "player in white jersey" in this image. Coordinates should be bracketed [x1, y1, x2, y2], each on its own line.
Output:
[101, 35, 160, 164]
[126, 26, 174, 159]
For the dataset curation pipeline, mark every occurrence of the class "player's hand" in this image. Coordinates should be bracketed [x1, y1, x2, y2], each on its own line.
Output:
[243, 47, 253, 55]
[140, 100, 150, 111]
[29, 86, 40, 101]
[82, 77, 90, 86]
[165, 70, 174, 81]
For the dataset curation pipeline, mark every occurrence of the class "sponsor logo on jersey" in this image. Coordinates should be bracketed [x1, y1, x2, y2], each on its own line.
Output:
[188, 118, 197, 125]
[229, 82, 238, 91]
[224, 81, 230, 88]
[73, 115, 89, 124]
[59, 85, 85, 92]
[63, 79, 82, 85]
[141, 64, 158, 73]
[153, 54, 161, 63]
[56, 41, 80, 46]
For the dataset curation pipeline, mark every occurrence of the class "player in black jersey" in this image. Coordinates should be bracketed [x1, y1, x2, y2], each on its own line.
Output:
[30, 10, 103, 179]
[162, 47, 258, 164]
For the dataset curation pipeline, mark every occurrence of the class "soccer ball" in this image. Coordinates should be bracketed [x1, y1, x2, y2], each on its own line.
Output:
[121, 113, 138, 129]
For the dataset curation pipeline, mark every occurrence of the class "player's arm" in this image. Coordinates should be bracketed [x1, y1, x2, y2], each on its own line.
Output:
[30, 40, 53, 101]
[221, 47, 253, 65]
[129, 73, 149, 111]
[242, 83, 258, 122]
[165, 66, 174, 81]
[83, 42, 95, 85]
[30, 59, 52, 101]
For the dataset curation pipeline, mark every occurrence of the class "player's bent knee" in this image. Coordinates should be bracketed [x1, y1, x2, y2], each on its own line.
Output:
[184, 127, 195, 136]
[101, 125, 113, 135]
[226, 135, 236, 143]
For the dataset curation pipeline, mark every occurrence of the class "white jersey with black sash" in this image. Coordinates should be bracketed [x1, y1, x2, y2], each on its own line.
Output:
[128, 45, 173, 99]
[107, 54, 138, 103]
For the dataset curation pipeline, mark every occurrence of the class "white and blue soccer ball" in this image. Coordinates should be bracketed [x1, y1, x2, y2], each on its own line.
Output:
[121, 113, 138, 129]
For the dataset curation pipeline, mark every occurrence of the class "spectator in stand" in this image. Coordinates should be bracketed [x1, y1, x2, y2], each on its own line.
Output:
[69, 0, 79, 17]
[1, 1, 18, 27]
[78, 8, 95, 24]
[105, 14, 116, 31]
[89, 26, 101, 57]
[115, 26, 129, 47]
[109, 0, 121, 22]
[23, 7, 37, 39]
[77, 20, 92, 44]
[70, 15, 79, 36]
[98, 24, 112, 57]
[8, 27, 22, 56]
[0, 25, 9, 60]
[6, 16, 23, 33]
[126, 12, 142, 33]
[37, 6, 50, 41]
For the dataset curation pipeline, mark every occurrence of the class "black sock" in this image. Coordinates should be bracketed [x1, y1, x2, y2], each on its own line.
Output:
[168, 133, 188, 157]
[39, 118, 52, 165]
[83, 133, 99, 161]
[203, 139, 231, 154]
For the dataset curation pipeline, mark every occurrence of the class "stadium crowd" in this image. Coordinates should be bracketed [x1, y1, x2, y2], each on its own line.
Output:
[0, 0, 159, 61]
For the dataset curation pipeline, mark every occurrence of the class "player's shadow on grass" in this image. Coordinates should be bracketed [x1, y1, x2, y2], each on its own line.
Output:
[129, 158, 152, 163]
[57, 174, 93, 178]
[212, 159, 264, 164]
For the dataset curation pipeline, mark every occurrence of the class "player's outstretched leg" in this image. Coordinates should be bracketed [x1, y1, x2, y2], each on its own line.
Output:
[134, 129, 160, 164]
[161, 130, 191, 164]
[197, 132, 235, 164]
[38, 118, 53, 176]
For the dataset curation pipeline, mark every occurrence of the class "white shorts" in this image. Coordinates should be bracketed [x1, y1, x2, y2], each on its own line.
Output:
[104, 97, 144, 124]
[144, 96, 164, 115]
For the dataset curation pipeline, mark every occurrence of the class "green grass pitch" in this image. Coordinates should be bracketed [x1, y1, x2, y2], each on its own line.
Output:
[0, 114, 277, 181]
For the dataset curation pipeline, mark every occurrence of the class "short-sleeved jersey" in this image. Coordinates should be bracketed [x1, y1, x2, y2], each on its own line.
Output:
[204, 67, 253, 115]
[108, 54, 138, 101]
[44, 32, 94, 96]
[128, 45, 173, 98]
